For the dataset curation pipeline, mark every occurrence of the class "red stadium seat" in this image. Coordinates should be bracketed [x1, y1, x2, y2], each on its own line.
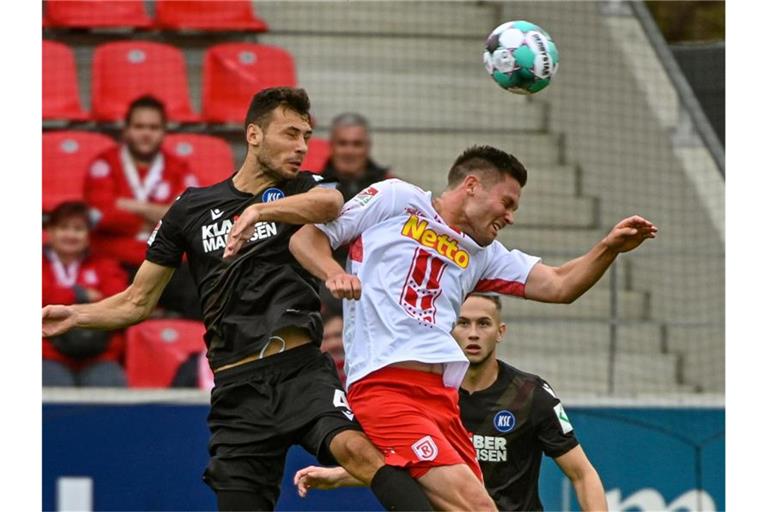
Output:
[125, 319, 207, 388]
[202, 43, 296, 124]
[163, 133, 235, 186]
[43, 41, 88, 121]
[43, 131, 116, 211]
[44, 0, 152, 29]
[303, 138, 331, 173]
[91, 41, 198, 122]
[154, 0, 268, 32]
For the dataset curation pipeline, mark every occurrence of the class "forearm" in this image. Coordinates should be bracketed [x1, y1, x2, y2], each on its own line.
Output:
[71, 287, 152, 330]
[255, 189, 342, 225]
[555, 240, 617, 303]
[572, 470, 607, 511]
[290, 226, 346, 280]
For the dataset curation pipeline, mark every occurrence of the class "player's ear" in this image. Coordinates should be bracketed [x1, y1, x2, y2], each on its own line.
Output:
[497, 322, 506, 343]
[464, 175, 480, 196]
[246, 123, 264, 147]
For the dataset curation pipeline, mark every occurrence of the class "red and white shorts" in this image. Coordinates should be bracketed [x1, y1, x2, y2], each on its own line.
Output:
[347, 366, 482, 481]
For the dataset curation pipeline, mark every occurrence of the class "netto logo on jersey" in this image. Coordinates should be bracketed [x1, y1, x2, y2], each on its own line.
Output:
[494, 410, 516, 433]
[262, 188, 285, 203]
[401, 215, 470, 268]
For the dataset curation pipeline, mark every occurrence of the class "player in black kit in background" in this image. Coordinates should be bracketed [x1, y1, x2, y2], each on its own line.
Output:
[295, 293, 607, 511]
[42, 87, 433, 512]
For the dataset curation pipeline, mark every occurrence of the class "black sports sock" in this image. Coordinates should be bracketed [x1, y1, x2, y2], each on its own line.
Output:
[370, 465, 433, 511]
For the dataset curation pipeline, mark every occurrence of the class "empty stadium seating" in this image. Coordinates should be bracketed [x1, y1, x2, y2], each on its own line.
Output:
[44, 0, 152, 29]
[154, 0, 269, 32]
[125, 319, 206, 388]
[91, 41, 198, 122]
[202, 43, 296, 124]
[163, 133, 235, 186]
[42, 131, 115, 212]
[43, 40, 88, 121]
[302, 138, 330, 173]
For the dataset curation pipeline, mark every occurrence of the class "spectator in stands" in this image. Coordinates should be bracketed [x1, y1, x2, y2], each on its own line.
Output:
[42, 202, 128, 387]
[321, 112, 393, 201]
[321, 314, 346, 388]
[85, 95, 201, 319]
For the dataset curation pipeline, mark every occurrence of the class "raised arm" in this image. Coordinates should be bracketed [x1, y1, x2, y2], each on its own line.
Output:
[525, 215, 657, 303]
[289, 225, 361, 300]
[555, 445, 607, 511]
[224, 187, 344, 258]
[42, 260, 175, 337]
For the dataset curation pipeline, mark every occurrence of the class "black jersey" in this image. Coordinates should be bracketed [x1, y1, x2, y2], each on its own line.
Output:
[146, 172, 327, 369]
[459, 361, 579, 511]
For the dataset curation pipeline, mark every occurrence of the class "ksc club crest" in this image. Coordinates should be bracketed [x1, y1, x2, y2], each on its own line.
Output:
[262, 187, 285, 202]
[411, 435, 438, 461]
[494, 410, 516, 433]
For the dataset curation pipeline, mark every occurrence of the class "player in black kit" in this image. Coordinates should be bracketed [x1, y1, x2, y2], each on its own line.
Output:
[42, 87, 433, 512]
[294, 293, 607, 511]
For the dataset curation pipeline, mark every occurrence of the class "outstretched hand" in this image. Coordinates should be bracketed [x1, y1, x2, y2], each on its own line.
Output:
[42, 305, 77, 338]
[293, 466, 350, 497]
[223, 204, 261, 260]
[603, 215, 658, 253]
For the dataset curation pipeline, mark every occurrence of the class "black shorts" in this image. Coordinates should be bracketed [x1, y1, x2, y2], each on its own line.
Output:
[202, 344, 361, 503]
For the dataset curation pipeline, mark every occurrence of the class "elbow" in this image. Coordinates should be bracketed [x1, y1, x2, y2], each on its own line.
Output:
[317, 190, 344, 223]
[125, 287, 155, 323]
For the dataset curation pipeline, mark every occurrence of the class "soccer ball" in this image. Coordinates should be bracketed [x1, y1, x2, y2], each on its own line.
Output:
[483, 20, 559, 94]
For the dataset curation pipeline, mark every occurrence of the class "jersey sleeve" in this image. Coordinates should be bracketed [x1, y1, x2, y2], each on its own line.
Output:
[315, 179, 402, 249]
[473, 241, 541, 298]
[145, 192, 189, 268]
[532, 380, 580, 459]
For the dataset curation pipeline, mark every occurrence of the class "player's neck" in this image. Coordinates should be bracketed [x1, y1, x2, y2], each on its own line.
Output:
[232, 154, 280, 196]
[433, 191, 469, 232]
[463, 357, 500, 393]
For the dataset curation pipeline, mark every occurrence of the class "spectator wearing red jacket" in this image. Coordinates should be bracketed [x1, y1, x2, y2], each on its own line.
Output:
[85, 96, 201, 319]
[43, 202, 129, 387]
[85, 95, 198, 268]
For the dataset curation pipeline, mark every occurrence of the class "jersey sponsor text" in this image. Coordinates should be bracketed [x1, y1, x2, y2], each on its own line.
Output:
[201, 219, 278, 253]
[473, 434, 508, 462]
[400, 215, 470, 268]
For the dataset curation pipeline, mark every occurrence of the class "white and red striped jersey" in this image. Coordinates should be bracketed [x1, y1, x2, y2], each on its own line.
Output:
[316, 179, 541, 389]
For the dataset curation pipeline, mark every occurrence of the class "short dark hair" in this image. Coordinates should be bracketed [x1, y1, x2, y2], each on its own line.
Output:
[46, 201, 92, 229]
[447, 145, 527, 189]
[467, 292, 503, 314]
[244, 87, 311, 132]
[125, 95, 167, 125]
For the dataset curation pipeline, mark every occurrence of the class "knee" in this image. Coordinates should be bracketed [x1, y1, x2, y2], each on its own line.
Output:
[463, 487, 496, 511]
[329, 431, 384, 482]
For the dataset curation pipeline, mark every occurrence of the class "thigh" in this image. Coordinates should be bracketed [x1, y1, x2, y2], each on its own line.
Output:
[78, 361, 127, 387]
[42, 360, 76, 387]
[418, 464, 495, 511]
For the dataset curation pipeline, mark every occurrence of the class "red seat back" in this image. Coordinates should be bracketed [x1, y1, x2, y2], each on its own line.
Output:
[203, 43, 296, 124]
[125, 319, 207, 388]
[155, 0, 268, 31]
[163, 133, 235, 187]
[43, 131, 116, 211]
[92, 41, 198, 122]
[43, 40, 88, 120]
[303, 138, 330, 174]
[45, 0, 152, 28]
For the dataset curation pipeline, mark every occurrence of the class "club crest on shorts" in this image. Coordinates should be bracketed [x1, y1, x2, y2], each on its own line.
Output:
[411, 435, 438, 461]
[494, 410, 516, 433]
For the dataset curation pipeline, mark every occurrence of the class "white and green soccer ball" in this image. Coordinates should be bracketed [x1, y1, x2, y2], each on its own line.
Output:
[483, 20, 559, 94]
